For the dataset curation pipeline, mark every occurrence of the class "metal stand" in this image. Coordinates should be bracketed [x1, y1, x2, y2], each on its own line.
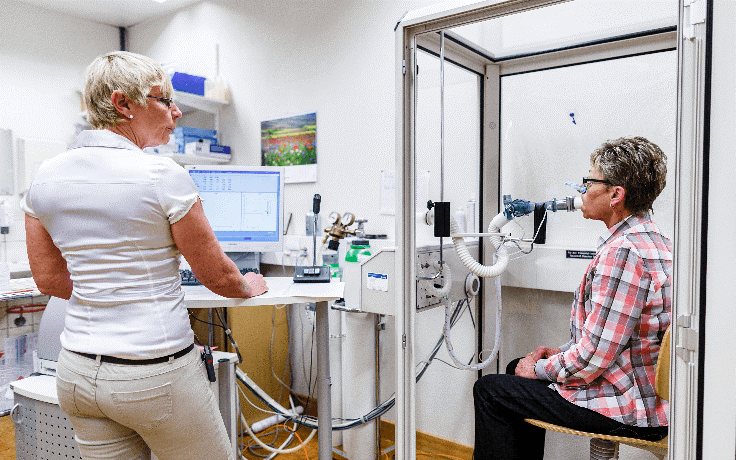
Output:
[315, 300, 333, 460]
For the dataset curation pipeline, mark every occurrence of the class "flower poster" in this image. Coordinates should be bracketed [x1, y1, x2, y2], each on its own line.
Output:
[261, 112, 316, 183]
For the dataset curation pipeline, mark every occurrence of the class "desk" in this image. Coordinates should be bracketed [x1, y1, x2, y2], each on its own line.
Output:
[184, 277, 344, 460]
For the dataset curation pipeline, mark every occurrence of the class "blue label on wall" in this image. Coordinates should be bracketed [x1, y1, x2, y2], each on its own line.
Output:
[566, 250, 596, 260]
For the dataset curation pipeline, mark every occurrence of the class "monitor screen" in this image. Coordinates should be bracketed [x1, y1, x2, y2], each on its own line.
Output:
[186, 165, 285, 253]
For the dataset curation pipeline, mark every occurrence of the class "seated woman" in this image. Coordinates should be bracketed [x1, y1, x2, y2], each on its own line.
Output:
[473, 137, 671, 460]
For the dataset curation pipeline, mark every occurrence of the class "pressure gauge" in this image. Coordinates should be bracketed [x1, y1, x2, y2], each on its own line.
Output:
[327, 212, 340, 225]
[341, 212, 355, 226]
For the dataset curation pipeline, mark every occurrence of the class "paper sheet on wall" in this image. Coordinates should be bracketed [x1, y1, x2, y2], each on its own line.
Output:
[380, 169, 430, 215]
[285, 164, 317, 184]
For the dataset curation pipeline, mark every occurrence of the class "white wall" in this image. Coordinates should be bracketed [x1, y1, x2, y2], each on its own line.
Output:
[128, 0, 461, 243]
[0, 1, 119, 266]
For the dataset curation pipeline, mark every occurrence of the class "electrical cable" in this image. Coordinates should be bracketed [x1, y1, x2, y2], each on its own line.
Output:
[415, 298, 468, 381]
[215, 307, 243, 364]
[237, 296, 475, 431]
[269, 304, 293, 397]
[227, 274, 476, 436]
[238, 367, 396, 431]
[243, 396, 301, 459]
[239, 388, 316, 455]
[241, 405, 316, 455]
[295, 313, 317, 426]
[507, 211, 548, 259]
[443, 255, 503, 371]
[188, 311, 226, 330]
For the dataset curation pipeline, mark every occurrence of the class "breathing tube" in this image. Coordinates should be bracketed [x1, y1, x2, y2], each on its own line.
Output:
[445, 187, 583, 370]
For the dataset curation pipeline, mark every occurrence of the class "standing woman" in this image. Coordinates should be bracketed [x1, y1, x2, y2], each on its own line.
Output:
[473, 137, 672, 459]
[22, 51, 266, 460]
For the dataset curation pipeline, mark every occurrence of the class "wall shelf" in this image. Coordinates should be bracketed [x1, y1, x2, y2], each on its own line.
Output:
[159, 153, 231, 166]
[174, 91, 228, 114]
[173, 91, 229, 152]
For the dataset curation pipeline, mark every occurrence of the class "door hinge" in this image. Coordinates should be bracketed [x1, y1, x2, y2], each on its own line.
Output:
[683, 0, 706, 40]
[676, 314, 698, 363]
[402, 59, 406, 75]
[402, 333, 407, 349]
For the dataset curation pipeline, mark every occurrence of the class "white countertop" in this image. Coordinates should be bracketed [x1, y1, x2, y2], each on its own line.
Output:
[183, 276, 343, 308]
[1, 276, 343, 306]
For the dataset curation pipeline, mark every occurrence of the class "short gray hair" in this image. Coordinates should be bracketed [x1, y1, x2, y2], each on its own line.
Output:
[590, 137, 667, 217]
[84, 51, 173, 129]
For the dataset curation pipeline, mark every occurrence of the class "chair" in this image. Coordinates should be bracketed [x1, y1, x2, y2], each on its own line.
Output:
[524, 327, 670, 460]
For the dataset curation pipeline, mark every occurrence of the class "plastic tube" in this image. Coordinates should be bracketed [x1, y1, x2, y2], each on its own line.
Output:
[419, 261, 452, 298]
[251, 406, 304, 433]
[442, 255, 503, 371]
[241, 411, 316, 455]
[236, 368, 394, 431]
[451, 212, 510, 279]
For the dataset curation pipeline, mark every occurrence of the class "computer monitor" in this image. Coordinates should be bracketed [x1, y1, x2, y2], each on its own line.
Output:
[186, 165, 285, 254]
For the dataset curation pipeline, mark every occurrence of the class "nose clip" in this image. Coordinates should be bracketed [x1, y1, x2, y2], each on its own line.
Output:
[565, 181, 587, 194]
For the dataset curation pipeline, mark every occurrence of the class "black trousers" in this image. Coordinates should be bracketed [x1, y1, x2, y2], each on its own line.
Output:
[472, 359, 668, 460]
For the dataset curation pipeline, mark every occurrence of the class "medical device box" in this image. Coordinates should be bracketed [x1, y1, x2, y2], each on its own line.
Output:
[209, 144, 230, 154]
[174, 127, 217, 139]
[171, 72, 206, 96]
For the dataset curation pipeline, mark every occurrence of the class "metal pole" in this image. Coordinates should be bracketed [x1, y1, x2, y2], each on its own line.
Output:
[439, 31, 446, 267]
[440, 30, 445, 203]
[375, 313, 382, 460]
[313, 215, 318, 266]
[315, 300, 333, 460]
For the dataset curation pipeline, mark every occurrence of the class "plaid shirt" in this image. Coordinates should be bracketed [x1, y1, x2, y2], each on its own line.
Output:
[539, 214, 672, 427]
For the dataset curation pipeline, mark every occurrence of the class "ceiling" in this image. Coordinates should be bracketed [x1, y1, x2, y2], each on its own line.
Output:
[15, 0, 205, 28]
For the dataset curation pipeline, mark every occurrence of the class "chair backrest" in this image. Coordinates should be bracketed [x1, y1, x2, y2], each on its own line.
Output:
[654, 326, 671, 401]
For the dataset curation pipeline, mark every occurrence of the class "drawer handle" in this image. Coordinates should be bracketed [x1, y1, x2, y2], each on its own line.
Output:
[10, 403, 23, 424]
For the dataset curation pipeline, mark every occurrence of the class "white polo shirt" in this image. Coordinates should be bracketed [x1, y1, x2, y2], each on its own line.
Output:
[21, 130, 198, 359]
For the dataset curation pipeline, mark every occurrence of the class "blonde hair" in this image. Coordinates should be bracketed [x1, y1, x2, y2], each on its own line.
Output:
[84, 51, 173, 129]
[590, 137, 667, 217]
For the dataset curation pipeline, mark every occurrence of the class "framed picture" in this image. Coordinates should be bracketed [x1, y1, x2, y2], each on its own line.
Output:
[261, 112, 317, 183]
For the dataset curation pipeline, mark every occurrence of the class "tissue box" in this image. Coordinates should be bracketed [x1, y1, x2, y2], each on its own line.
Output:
[171, 72, 206, 96]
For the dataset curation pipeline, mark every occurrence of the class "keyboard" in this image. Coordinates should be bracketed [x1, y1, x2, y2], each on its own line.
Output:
[180, 268, 259, 286]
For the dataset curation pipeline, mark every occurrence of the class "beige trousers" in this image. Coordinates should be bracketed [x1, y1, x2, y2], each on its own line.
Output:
[56, 346, 235, 460]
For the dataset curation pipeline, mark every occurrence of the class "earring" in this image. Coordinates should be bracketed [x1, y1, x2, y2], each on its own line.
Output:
[610, 202, 614, 209]
[129, 115, 133, 119]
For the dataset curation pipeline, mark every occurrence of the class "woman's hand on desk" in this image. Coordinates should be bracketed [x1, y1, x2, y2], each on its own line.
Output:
[243, 272, 268, 297]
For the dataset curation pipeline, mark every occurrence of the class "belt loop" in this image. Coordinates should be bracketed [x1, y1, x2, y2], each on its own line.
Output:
[95, 355, 102, 369]
[169, 355, 174, 364]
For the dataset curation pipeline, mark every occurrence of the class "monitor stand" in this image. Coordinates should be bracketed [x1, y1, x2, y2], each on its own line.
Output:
[225, 252, 260, 274]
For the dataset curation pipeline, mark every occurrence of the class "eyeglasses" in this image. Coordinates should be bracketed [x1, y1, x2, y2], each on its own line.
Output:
[147, 95, 175, 108]
[582, 177, 612, 189]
